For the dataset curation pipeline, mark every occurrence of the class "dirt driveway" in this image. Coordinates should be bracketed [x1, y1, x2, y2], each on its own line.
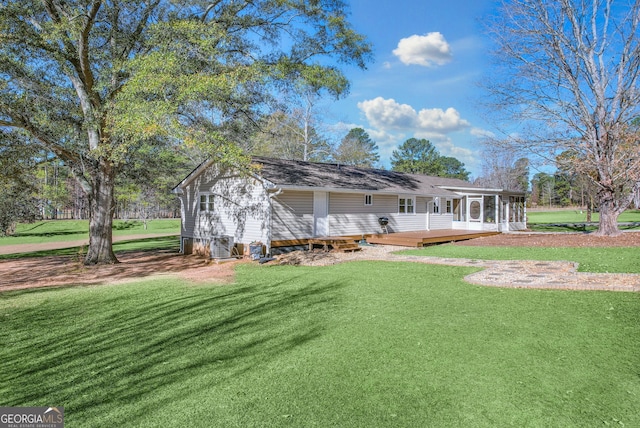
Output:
[1, 232, 639, 292]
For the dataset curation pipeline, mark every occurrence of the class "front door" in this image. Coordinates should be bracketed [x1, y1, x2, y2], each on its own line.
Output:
[426, 199, 433, 230]
[467, 197, 483, 230]
[313, 191, 329, 236]
[500, 200, 509, 231]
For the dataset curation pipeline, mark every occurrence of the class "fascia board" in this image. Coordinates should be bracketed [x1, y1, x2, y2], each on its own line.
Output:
[171, 159, 216, 193]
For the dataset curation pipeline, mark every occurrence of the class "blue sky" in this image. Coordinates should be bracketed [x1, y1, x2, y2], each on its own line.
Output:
[326, 0, 499, 177]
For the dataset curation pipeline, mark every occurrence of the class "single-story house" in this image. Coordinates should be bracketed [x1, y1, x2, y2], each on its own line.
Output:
[172, 157, 526, 257]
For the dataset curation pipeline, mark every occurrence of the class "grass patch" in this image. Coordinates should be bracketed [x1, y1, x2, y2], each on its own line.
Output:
[527, 210, 640, 232]
[1, 262, 638, 427]
[0, 236, 180, 261]
[399, 245, 640, 273]
[0, 219, 180, 246]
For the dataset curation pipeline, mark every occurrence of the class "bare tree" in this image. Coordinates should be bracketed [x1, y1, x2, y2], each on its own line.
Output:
[248, 90, 333, 162]
[476, 142, 529, 192]
[486, 0, 640, 236]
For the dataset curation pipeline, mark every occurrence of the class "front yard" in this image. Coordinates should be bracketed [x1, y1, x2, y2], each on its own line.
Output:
[1, 260, 638, 427]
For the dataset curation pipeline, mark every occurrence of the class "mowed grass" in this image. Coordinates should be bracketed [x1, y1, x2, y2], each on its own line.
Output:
[0, 219, 180, 246]
[1, 262, 639, 427]
[400, 245, 640, 273]
[527, 210, 640, 232]
[0, 235, 181, 260]
[527, 209, 640, 224]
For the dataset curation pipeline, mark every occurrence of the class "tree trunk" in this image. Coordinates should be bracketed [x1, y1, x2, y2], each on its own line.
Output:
[84, 160, 119, 265]
[594, 187, 622, 237]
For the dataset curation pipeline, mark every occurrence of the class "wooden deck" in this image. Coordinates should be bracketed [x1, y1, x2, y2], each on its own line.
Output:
[308, 238, 361, 252]
[366, 230, 500, 247]
[271, 230, 500, 249]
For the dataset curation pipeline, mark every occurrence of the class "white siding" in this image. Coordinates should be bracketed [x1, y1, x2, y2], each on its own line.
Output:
[452, 221, 467, 230]
[179, 164, 269, 245]
[271, 190, 314, 240]
[328, 193, 429, 235]
[329, 193, 394, 235]
[429, 214, 454, 230]
[416, 197, 429, 214]
[386, 213, 427, 232]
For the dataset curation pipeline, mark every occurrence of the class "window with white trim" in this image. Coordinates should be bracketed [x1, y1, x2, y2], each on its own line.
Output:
[432, 197, 440, 214]
[199, 193, 214, 212]
[446, 199, 452, 214]
[364, 194, 373, 206]
[399, 197, 415, 214]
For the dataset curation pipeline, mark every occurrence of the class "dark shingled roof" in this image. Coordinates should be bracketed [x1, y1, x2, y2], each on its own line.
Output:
[251, 157, 470, 196]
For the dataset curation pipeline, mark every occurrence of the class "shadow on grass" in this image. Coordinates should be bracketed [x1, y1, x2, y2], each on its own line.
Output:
[113, 220, 143, 230]
[0, 236, 180, 261]
[0, 274, 345, 425]
[528, 222, 640, 233]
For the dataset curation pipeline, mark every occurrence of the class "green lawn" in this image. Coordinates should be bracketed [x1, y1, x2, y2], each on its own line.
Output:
[0, 219, 180, 246]
[399, 245, 640, 273]
[1, 262, 638, 427]
[527, 210, 640, 232]
[0, 235, 181, 260]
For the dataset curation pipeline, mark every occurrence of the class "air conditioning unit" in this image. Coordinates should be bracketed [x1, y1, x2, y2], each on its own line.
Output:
[210, 236, 234, 259]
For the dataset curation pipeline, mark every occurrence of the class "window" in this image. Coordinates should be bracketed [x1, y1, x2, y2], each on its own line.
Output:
[446, 200, 452, 214]
[484, 196, 496, 223]
[364, 194, 373, 206]
[509, 196, 525, 223]
[453, 198, 465, 221]
[399, 197, 415, 214]
[199, 194, 214, 212]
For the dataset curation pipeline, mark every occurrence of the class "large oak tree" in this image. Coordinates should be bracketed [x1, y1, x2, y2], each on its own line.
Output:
[486, 0, 640, 236]
[0, 0, 371, 264]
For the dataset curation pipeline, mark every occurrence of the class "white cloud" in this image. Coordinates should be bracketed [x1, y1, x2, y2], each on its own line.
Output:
[357, 97, 470, 135]
[417, 107, 470, 132]
[470, 127, 495, 139]
[393, 32, 453, 67]
[357, 97, 416, 130]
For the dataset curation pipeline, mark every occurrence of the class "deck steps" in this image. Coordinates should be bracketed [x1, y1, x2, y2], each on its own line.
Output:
[308, 238, 362, 252]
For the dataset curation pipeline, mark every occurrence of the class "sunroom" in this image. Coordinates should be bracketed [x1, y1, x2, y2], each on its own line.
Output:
[451, 194, 526, 231]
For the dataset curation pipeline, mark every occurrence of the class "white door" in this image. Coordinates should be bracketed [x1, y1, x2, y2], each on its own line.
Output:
[313, 192, 329, 236]
[467, 197, 483, 230]
[500, 200, 509, 232]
